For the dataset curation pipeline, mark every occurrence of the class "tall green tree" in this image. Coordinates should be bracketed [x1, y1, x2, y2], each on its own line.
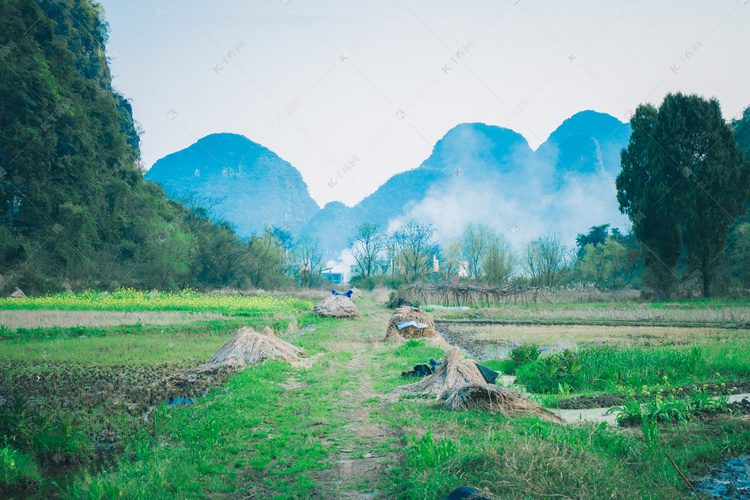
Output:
[732, 106, 750, 160]
[618, 95, 750, 297]
[616, 103, 683, 297]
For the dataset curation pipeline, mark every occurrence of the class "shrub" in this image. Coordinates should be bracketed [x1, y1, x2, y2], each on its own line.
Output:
[0, 395, 90, 464]
[0, 441, 41, 490]
[516, 350, 582, 394]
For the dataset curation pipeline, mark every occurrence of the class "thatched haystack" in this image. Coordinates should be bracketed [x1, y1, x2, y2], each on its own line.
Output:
[394, 346, 484, 397]
[194, 326, 308, 373]
[385, 306, 436, 340]
[396, 347, 561, 422]
[313, 295, 360, 319]
[442, 383, 562, 422]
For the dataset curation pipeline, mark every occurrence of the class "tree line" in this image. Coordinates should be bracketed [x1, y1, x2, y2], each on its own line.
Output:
[349, 96, 750, 298]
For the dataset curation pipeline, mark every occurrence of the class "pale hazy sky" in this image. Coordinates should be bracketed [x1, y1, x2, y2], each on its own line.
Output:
[100, 0, 750, 207]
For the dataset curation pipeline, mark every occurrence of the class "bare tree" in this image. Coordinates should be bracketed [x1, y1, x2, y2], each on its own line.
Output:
[522, 233, 566, 287]
[293, 236, 322, 287]
[442, 238, 463, 279]
[351, 223, 385, 277]
[483, 236, 516, 285]
[460, 223, 497, 280]
[392, 220, 438, 282]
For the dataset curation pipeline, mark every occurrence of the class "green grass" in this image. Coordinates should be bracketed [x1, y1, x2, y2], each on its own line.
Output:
[73, 361, 340, 498]
[500, 339, 750, 399]
[0, 319, 263, 365]
[62, 303, 750, 499]
[70, 318, 367, 499]
[4, 299, 750, 499]
[0, 441, 41, 491]
[380, 407, 750, 499]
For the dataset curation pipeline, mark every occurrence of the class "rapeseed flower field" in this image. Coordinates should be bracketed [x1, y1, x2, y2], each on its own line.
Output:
[0, 288, 312, 316]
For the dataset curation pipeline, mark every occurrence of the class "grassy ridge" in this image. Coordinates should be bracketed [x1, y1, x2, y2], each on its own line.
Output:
[432, 299, 750, 327]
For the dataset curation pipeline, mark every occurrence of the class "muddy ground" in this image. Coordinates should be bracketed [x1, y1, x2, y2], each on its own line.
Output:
[0, 363, 235, 448]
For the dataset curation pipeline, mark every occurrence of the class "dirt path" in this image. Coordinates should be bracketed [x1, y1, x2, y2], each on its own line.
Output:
[309, 305, 397, 499]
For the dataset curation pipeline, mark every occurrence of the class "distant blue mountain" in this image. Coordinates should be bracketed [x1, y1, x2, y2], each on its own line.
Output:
[147, 133, 319, 236]
[148, 111, 631, 257]
[538, 110, 630, 176]
[302, 111, 630, 256]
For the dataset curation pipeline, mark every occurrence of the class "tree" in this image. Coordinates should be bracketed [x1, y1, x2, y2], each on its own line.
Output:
[441, 238, 463, 279]
[265, 225, 295, 250]
[577, 237, 629, 289]
[653, 94, 748, 296]
[246, 228, 288, 289]
[732, 105, 750, 160]
[483, 236, 515, 285]
[392, 220, 438, 282]
[351, 223, 385, 277]
[292, 237, 322, 287]
[575, 224, 610, 260]
[723, 222, 750, 290]
[459, 223, 496, 280]
[522, 233, 566, 287]
[616, 103, 683, 298]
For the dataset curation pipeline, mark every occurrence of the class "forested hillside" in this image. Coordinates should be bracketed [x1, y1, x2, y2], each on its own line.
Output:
[0, 0, 287, 293]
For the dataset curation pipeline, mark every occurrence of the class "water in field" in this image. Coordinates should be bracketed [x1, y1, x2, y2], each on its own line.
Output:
[694, 455, 750, 499]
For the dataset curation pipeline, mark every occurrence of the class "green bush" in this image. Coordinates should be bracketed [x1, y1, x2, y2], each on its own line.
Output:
[504, 344, 542, 373]
[0, 441, 40, 490]
[0, 396, 90, 464]
[516, 350, 582, 394]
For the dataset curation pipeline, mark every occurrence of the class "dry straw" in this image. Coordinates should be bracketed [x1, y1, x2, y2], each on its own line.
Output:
[396, 346, 561, 422]
[194, 326, 309, 373]
[443, 383, 562, 422]
[313, 295, 360, 319]
[385, 306, 436, 340]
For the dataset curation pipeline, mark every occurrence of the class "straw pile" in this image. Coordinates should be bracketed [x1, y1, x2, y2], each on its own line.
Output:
[395, 346, 561, 422]
[194, 326, 308, 373]
[313, 295, 360, 319]
[442, 383, 562, 422]
[394, 346, 484, 397]
[385, 306, 436, 340]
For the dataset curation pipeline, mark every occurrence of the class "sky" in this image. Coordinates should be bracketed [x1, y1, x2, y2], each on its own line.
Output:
[99, 0, 750, 208]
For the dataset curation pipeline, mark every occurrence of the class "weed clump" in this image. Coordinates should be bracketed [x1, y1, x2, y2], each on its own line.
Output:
[0, 441, 41, 490]
[516, 349, 582, 394]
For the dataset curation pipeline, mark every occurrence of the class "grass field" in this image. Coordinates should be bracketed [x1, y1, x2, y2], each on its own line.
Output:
[2, 293, 750, 499]
[430, 299, 750, 327]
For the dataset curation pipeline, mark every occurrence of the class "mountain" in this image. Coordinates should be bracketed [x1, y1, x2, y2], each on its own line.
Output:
[147, 134, 320, 236]
[302, 111, 630, 257]
[537, 110, 631, 176]
[147, 111, 631, 259]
